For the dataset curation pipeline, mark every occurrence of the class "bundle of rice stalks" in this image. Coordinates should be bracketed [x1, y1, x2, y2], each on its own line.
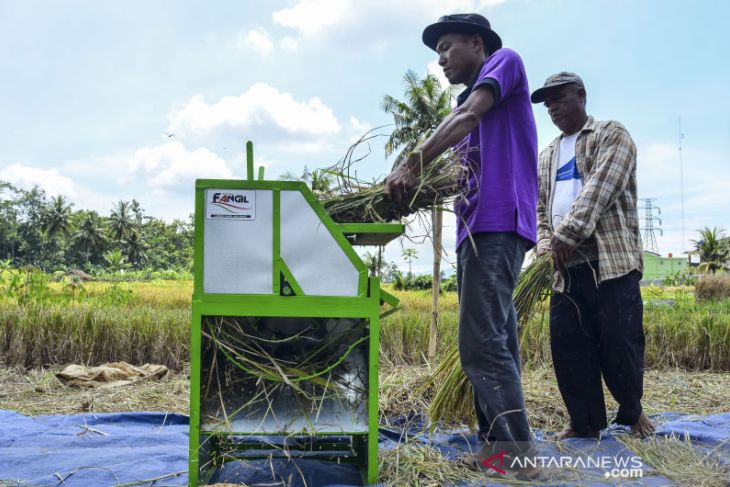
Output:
[513, 253, 553, 327]
[322, 155, 463, 223]
[425, 345, 473, 426]
[427, 254, 553, 425]
[320, 131, 466, 223]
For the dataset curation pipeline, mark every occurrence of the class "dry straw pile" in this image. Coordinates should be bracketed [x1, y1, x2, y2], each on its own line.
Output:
[695, 273, 730, 302]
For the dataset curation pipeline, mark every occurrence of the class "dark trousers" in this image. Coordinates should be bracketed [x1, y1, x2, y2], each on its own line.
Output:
[550, 263, 645, 432]
[457, 232, 535, 456]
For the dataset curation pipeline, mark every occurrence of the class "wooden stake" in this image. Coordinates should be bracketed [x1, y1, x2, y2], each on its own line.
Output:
[428, 206, 443, 363]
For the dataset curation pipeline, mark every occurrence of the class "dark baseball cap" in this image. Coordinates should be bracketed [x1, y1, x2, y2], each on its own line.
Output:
[530, 72, 585, 103]
[422, 13, 502, 53]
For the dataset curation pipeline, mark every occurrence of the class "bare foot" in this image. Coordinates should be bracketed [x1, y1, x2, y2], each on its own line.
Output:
[461, 442, 498, 470]
[514, 464, 546, 481]
[556, 426, 600, 440]
[631, 412, 655, 438]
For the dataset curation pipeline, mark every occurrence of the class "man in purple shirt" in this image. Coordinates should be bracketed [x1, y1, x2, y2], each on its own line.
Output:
[384, 14, 540, 479]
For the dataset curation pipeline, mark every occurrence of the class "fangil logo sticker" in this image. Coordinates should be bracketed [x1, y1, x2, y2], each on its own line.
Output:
[206, 189, 255, 220]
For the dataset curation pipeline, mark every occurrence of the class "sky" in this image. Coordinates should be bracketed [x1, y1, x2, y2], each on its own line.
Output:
[1, 0, 729, 274]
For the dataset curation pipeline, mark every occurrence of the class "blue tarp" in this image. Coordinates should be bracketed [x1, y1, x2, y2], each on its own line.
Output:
[1, 409, 728, 486]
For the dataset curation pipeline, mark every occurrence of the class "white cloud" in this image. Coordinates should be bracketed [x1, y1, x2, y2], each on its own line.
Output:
[0, 163, 128, 217]
[280, 36, 299, 52]
[127, 141, 232, 191]
[272, 0, 508, 45]
[0, 163, 77, 197]
[167, 83, 341, 140]
[55, 142, 235, 220]
[232, 28, 275, 57]
[272, 0, 350, 37]
[349, 116, 371, 134]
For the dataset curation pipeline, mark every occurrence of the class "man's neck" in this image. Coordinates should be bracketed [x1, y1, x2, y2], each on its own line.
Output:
[562, 114, 589, 137]
[465, 55, 488, 87]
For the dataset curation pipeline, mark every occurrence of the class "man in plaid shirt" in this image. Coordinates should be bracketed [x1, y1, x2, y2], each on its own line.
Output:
[531, 72, 654, 438]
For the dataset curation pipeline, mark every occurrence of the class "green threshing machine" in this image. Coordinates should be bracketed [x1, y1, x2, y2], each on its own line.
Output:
[189, 143, 403, 485]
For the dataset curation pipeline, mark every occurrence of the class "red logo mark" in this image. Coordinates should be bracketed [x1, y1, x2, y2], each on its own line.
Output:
[481, 451, 508, 475]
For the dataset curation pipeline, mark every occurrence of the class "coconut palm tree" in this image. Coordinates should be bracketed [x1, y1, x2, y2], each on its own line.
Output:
[279, 167, 333, 196]
[130, 199, 144, 228]
[123, 231, 147, 269]
[382, 70, 454, 165]
[43, 195, 74, 240]
[383, 70, 454, 362]
[362, 249, 389, 278]
[401, 248, 418, 277]
[73, 212, 107, 265]
[42, 195, 74, 269]
[310, 169, 334, 195]
[103, 249, 127, 272]
[108, 200, 134, 242]
[692, 226, 729, 274]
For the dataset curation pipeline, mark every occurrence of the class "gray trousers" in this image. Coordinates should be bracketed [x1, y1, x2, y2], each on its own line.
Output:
[456, 232, 536, 456]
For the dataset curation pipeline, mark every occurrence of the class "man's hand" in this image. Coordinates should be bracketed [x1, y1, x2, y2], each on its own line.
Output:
[550, 235, 575, 268]
[536, 241, 551, 258]
[382, 87, 496, 218]
[383, 152, 421, 216]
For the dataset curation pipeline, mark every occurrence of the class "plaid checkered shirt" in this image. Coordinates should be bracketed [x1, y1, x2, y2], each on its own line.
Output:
[537, 116, 643, 292]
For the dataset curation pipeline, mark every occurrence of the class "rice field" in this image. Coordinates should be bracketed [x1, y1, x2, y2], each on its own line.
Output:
[0, 278, 728, 372]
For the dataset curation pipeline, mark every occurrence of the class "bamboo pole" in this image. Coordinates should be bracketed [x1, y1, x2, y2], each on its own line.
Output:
[428, 206, 443, 363]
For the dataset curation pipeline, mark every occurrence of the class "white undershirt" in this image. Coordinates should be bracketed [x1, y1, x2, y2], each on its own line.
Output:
[552, 132, 581, 229]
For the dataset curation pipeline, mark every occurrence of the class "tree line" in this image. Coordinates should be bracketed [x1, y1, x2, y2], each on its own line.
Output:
[0, 181, 193, 274]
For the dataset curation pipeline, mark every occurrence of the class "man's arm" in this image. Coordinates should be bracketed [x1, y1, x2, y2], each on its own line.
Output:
[412, 86, 495, 167]
[383, 86, 495, 210]
[552, 124, 637, 247]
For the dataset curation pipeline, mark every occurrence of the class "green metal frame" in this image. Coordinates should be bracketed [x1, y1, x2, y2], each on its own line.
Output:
[189, 144, 402, 486]
[339, 223, 405, 246]
[194, 178, 370, 297]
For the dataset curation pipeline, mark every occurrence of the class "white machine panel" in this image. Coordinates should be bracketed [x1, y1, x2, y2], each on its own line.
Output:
[203, 189, 273, 294]
[280, 190, 360, 297]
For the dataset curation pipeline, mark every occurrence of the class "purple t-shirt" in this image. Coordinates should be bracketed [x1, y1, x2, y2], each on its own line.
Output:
[454, 48, 538, 251]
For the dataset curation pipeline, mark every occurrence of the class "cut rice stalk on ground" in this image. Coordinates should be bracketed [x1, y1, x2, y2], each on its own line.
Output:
[618, 434, 730, 487]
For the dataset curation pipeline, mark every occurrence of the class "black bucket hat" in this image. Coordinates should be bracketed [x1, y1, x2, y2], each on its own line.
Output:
[422, 13, 502, 53]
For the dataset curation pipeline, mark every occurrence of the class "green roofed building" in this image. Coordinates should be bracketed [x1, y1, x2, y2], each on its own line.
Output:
[642, 251, 689, 282]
